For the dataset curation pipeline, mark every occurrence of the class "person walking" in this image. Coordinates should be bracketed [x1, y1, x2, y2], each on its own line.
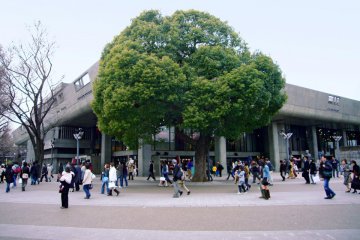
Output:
[120, 161, 128, 188]
[237, 165, 247, 195]
[20, 162, 30, 191]
[30, 162, 39, 185]
[40, 164, 48, 182]
[350, 160, 360, 194]
[259, 162, 271, 200]
[100, 164, 110, 194]
[172, 159, 183, 198]
[341, 159, 352, 192]
[4, 164, 14, 193]
[178, 165, 190, 195]
[217, 162, 224, 177]
[147, 160, 156, 181]
[127, 158, 135, 180]
[332, 157, 340, 178]
[116, 162, 123, 187]
[108, 162, 120, 196]
[226, 162, 235, 180]
[47, 164, 53, 182]
[320, 156, 336, 199]
[302, 156, 311, 184]
[279, 160, 286, 181]
[162, 161, 172, 186]
[82, 163, 93, 199]
[309, 159, 317, 184]
[251, 161, 261, 184]
[59, 166, 73, 209]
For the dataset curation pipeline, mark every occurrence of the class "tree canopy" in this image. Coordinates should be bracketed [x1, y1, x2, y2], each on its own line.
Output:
[92, 10, 287, 181]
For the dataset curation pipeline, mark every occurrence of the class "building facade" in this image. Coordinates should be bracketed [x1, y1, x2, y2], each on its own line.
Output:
[13, 61, 360, 175]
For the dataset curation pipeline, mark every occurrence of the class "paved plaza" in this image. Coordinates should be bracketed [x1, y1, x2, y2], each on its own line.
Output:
[0, 174, 359, 240]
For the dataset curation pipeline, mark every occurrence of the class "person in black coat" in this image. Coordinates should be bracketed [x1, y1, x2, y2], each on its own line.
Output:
[302, 156, 311, 184]
[21, 162, 30, 191]
[30, 162, 39, 185]
[5, 164, 14, 193]
[40, 164, 48, 182]
[279, 160, 286, 181]
[146, 160, 156, 181]
[309, 159, 317, 184]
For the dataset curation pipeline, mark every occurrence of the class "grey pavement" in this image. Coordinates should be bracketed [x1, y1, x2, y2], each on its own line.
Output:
[0, 174, 359, 240]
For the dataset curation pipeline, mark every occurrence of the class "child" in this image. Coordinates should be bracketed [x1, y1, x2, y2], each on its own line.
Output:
[237, 166, 247, 194]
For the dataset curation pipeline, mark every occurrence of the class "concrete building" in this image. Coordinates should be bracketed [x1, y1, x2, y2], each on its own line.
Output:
[12, 61, 360, 174]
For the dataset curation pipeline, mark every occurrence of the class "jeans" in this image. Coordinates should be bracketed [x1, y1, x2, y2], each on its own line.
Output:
[83, 184, 91, 198]
[101, 180, 109, 194]
[13, 174, 17, 187]
[120, 175, 128, 187]
[332, 169, 339, 178]
[323, 178, 335, 197]
[6, 182, 11, 192]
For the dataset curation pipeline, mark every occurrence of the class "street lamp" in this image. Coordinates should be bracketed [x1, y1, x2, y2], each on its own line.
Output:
[73, 128, 84, 164]
[279, 130, 293, 164]
[332, 135, 342, 160]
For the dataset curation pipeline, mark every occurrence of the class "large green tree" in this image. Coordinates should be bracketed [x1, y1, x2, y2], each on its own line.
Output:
[92, 10, 287, 181]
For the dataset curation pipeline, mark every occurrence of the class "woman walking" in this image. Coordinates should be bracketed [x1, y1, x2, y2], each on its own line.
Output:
[59, 166, 73, 209]
[101, 164, 110, 194]
[20, 162, 30, 191]
[350, 160, 360, 194]
[108, 162, 120, 196]
[342, 159, 352, 192]
[309, 159, 317, 184]
[82, 163, 93, 199]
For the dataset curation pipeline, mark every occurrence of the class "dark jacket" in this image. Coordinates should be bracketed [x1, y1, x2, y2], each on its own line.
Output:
[280, 162, 287, 172]
[172, 164, 181, 182]
[309, 162, 317, 174]
[21, 166, 30, 179]
[5, 166, 14, 183]
[30, 164, 38, 177]
[149, 163, 154, 173]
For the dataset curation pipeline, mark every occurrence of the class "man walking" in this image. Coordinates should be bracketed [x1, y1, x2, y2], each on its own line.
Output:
[147, 160, 156, 181]
[172, 159, 183, 198]
[302, 156, 311, 184]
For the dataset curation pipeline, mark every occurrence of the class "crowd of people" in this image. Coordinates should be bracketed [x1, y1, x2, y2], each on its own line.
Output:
[1, 154, 359, 208]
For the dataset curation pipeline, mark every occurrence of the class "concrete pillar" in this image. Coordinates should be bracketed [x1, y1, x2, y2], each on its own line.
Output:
[268, 122, 280, 172]
[342, 130, 348, 147]
[311, 126, 319, 160]
[101, 134, 112, 167]
[215, 136, 227, 169]
[138, 140, 152, 177]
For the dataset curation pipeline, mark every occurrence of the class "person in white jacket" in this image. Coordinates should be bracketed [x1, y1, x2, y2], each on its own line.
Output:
[59, 167, 73, 209]
[82, 163, 93, 199]
[108, 162, 120, 196]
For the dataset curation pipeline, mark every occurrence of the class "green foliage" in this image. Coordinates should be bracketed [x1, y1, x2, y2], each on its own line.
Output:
[92, 10, 286, 149]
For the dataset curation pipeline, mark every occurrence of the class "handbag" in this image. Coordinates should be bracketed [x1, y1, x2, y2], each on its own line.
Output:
[313, 175, 320, 183]
[18, 178, 22, 184]
[89, 184, 93, 189]
[22, 173, 29, 179]
[91, 173, 96, 179]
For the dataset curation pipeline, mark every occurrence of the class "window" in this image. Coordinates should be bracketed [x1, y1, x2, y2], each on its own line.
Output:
[74, 73, 91, 91]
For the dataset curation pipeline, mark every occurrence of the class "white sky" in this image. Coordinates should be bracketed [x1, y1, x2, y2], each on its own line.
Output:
[1, 0, 360, 101]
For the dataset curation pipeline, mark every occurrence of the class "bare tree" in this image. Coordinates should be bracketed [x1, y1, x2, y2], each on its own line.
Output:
[0, 48, 9, 137]
[0, 21, 61, 167]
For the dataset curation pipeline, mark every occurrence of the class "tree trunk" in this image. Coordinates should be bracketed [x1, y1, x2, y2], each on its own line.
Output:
[192, 134, 211, 182]
[34, 138, 45, 177]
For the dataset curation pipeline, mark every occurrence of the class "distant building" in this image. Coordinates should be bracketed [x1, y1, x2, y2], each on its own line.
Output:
[13, 62, 360, 174]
